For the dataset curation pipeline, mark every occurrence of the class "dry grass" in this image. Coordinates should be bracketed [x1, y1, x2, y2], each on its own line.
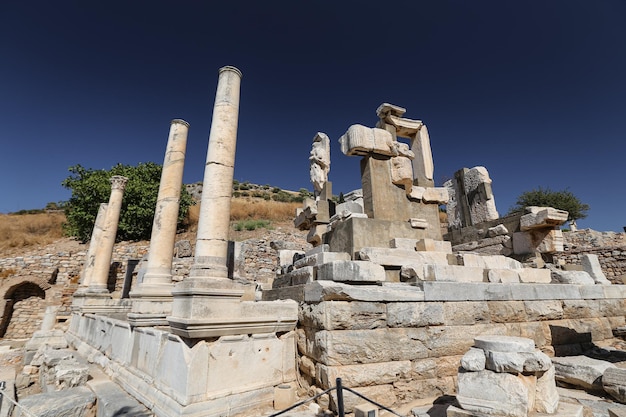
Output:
[0, 212, 66, 254]
[230, 198, 300, 221]
[0, 197, 302, 254]
[183, 198, 300, 240]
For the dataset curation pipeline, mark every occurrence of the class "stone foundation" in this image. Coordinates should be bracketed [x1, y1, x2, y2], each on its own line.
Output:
[67, 313, 296, 417]
[289, 282, 626, 413]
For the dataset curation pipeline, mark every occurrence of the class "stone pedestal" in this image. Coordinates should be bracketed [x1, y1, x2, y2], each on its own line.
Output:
[328, 216, 442, 258]
[129, 119, 190, 327]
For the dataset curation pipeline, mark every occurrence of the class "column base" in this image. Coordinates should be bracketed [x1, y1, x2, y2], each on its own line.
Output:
[168, 278, 298, 339]
[127, 283, 174, 327]
[71, 286, 112, 312]
[70, 298, 132, 318]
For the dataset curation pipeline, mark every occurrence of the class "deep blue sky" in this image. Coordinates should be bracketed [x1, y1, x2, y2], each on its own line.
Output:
[1, 1, 625, 232]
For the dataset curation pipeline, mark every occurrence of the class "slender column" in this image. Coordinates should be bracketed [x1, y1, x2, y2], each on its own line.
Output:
[86, 175, 128, 295]
[78, 203, 108, 289]
[190, 66, 242, 279]
[128, 119, 189, 326]
[141, 119, 189, 285]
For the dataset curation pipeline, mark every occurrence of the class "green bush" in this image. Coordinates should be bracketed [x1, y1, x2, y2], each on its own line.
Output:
[508, 187, 589, 222]
[61, 162, 194, 242]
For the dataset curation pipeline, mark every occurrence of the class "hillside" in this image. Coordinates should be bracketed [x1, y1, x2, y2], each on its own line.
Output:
[0, 188, 305, 258]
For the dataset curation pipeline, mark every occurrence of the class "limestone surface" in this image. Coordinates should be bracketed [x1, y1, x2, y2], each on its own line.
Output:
[552, 355, 616, 391]
[603, 367, 626, 404]
[456, 370, 531, 417]
[582, 253, 612, 284]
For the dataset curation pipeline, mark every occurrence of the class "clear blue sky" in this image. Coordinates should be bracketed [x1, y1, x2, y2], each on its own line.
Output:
[1, 1, 625, 232]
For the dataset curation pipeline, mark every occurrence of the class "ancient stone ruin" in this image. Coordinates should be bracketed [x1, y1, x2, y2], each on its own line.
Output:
[0, 68, 625, 417]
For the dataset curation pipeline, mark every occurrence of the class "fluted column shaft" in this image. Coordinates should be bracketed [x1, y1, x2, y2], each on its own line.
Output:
[87, 176, 128, 293]
[191, 66, 242, 279]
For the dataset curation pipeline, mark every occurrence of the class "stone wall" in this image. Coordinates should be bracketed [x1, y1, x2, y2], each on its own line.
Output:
[3, 285, 46, 339]
[296, 293, 626, 412]
[0, 240, 149, 336]
[557, 230, 626, 282]
[0, 228, 307, 336]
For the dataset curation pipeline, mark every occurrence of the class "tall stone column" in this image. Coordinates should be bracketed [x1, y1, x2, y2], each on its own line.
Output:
[85, 175, 128, 296]
[191, 66, 242, 280]
[168, 66, 297, 340]
[128, 119, 189, 326]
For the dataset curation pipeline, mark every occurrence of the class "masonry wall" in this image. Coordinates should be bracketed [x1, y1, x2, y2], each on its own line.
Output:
[0, 231, 305, 336]
[296, 297, 626, 412]
[556, 229, 626, 281]
[0, 242, 149, 334]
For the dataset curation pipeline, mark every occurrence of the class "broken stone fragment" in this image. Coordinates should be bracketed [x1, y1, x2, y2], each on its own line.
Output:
[487, 224, 508, 237]
[484, 350, 551, 374]
[422, 187, 449, 204]
[550, 269, 595, 285]
[602, 367, 626, 403]
[474, 335, 535, 353]
[339, 124, 397, 157]
[456, 370, 531, 417]
[534, 364, 560, 413]
[552, 355, 616, 391]
[461, 347, 486, 371]
[520, 206, 568, 231]
[409, 218, 428, 229]
[581, 254, 612, 284]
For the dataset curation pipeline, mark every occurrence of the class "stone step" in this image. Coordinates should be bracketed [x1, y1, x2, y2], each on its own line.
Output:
[16, 386, 96, 417]
[87, 379, 153, 417]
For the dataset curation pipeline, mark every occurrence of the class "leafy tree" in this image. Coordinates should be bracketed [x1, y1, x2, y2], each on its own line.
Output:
[62, 163, 194, 242]
[508, 187, 589, 222]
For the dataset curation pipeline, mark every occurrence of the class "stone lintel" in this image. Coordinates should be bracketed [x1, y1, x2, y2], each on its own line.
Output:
[386, 114, 424, 138]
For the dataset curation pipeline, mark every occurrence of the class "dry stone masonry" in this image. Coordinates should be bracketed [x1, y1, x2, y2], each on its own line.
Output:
[1, 76, 625, 417]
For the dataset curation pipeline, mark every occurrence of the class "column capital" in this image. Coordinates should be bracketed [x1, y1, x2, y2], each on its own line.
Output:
[110, 175, 129, 191]
[171, 119, 190, 128]
[219, 65, 242, 78]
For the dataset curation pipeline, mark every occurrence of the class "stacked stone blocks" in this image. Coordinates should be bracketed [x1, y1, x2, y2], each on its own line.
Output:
[296, 293, 625, 413]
